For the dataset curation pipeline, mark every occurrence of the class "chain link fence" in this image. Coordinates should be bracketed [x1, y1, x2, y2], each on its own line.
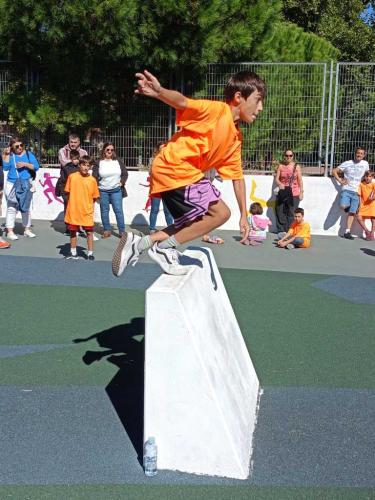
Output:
[0, 61, 374, 173]
[330, 62, 375, 171]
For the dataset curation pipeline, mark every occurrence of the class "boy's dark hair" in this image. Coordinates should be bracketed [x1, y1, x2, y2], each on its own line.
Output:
[79, 155, 92, 165]
[250, 202, 263, 215]
[361, 170, 373, 181]
[355, 146, 366, 153]
[294, 207, 304, 216]
[224, 71, 267, 102]
[70, 150, 80, 159]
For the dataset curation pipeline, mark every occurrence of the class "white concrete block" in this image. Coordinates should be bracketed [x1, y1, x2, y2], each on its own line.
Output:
[144, 247, 260, 479]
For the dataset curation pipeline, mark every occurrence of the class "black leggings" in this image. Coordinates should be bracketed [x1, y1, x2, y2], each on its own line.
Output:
[275, 195, 300, 232]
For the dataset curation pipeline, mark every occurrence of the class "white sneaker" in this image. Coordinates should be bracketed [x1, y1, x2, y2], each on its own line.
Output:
[24, 229, 36, 238]
[112, 232, 141, 277]
[93, 234, 99, 241]
[148, 244, 189, 275]
[7, 231, 18, 241]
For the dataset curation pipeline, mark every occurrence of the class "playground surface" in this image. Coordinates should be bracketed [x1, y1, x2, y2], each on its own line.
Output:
[0, 220, 374, 500]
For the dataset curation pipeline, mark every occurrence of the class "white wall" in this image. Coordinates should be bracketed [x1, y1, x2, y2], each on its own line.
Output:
[145, 247, 260, 478]
[1, 169, 354, 235]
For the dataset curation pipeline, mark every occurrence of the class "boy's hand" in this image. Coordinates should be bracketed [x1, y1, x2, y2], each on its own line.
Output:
[135, 70, 161, 98]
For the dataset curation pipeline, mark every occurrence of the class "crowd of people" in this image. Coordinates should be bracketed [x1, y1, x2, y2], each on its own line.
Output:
[0, 70, 373, 271]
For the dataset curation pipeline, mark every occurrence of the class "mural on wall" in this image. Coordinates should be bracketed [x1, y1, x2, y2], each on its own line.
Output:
[38, 172, 63, 205]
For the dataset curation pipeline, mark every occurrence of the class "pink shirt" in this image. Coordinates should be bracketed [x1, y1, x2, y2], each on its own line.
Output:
[58, 145, 88, 167]
[278, 164, 300, 196]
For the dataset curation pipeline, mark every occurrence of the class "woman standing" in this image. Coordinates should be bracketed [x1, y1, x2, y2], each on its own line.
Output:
[274, 149, 303, 232]
[92, 142, 128, 238]
[2, 137, 39, 239]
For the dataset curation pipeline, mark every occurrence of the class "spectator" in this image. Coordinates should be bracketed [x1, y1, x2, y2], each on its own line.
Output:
[0, 157, 10, 248]
[242, 201, 271, 246]
[64, 156, 99, 260]
[55, 149, 80, 234]
[148, 143, 174, 233]
[276, 207, 311, 249]
[332, 147, 369, 240]
[356, 170, 375, 240]
[92, 142, 128, 238]
[58, 133, 88, 167]
[2, 137, 40, 240]
[274, 149, 303, 232]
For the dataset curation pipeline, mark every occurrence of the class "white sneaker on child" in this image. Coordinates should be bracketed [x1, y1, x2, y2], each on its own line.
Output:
[148, 244, 189, 275]
[112, 232, 141, 277]
[24, 229, 36, 238]
[7, 231, 19, 241]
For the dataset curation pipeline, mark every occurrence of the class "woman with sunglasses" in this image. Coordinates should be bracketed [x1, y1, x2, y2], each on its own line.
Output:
[2, 137, 40, 239]
[92, 142, 128, 238]
[274, 149, 303, 232]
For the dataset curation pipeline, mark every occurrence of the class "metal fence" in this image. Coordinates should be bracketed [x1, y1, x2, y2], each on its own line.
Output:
[0, 61, 374, 174]
[330, 62, 375, 171]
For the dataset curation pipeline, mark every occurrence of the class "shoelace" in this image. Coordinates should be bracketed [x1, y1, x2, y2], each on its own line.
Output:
[169, 248, 182, 265]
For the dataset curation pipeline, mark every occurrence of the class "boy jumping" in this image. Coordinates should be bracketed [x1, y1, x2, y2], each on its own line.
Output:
[112, 69, 266, 276]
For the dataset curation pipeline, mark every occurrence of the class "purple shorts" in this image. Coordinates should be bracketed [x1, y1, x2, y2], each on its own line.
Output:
[161, 178, 221, 229]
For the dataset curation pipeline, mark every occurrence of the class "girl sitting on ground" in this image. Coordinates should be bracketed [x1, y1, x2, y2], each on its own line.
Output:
[242, 202, 271, 246]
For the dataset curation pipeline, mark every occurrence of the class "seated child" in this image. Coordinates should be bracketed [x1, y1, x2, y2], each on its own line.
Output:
[64, 156, 100, 260]
[277, 207, 311, 249]
[242, 202, 271, 246]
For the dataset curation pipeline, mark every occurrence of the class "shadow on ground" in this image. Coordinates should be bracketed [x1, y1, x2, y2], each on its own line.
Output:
[360, 247, 375, 257]
[73, 317, 145, 463]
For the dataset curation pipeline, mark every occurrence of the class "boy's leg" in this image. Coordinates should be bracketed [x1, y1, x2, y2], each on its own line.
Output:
[149, 199, 230, 245]
[292, 237, 304, 248]
[67, 228, 79, 259]
[356, 215, 370, 237]
[86, 230, 95, 260]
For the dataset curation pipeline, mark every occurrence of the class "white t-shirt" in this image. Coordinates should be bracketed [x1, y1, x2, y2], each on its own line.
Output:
[339, 159, 369, 192]
[98, 159, 121, 190]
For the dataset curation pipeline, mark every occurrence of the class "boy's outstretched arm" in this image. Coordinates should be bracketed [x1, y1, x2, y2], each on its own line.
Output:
[135, 70, 187, 110]
[232, 179, 250, 243]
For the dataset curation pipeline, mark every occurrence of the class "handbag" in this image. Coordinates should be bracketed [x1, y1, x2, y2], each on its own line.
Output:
[277, 164, 297, 207]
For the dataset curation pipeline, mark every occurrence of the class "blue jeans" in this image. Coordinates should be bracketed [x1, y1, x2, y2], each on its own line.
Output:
[99, 187, 125, 232]
[150, 197, 174, 230]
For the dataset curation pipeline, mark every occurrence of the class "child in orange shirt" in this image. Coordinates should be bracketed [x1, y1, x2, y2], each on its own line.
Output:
[277, 208, 311, 249]
[356, 170, 375, 240]
[64, 156, 99, 260]
[112, 69, 266, 277]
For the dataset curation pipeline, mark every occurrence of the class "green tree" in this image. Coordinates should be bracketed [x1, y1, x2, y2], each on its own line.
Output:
[283, 0, 375, 61]
[0, 0, 337, 135]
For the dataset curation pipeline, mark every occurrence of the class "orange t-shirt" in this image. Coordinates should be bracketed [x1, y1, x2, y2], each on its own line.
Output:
[358, 182, 375, 217]
[64, 172, 100, 226]
[150, 98, 243, 195]
[287, 221, 311, 248]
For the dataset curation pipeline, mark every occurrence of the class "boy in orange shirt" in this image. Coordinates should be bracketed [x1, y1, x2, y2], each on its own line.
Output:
[277, 208, 311, 249]
[64, 156, 99, 260]
[112, 69, 266, 276]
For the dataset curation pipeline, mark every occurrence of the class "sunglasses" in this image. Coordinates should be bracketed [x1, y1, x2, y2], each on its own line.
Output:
[105, 148, 114, 152]
[284, 154, 293, 157]
[13, 143, 23, 149]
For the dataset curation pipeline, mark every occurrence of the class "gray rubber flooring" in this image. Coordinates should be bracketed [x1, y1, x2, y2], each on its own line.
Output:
[1, 218, 375, 489]
[1, 386, 374, 487]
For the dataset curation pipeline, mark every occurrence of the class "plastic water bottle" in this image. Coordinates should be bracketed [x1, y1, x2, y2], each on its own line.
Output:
[143, 437, 157, 477]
